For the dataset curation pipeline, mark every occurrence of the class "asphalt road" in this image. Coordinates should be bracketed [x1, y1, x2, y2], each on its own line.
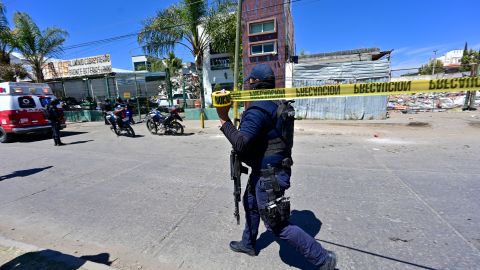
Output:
[1, 112, 479, 270]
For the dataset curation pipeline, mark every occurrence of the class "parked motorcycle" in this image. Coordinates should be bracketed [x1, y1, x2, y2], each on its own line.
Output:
[146, 106, 184, 135]
[106, 112, 136, 137]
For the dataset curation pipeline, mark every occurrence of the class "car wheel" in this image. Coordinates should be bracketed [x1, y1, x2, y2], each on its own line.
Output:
[0, 127, 13, 143]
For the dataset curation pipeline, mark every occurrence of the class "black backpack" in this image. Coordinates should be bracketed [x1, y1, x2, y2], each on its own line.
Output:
[265, 100, 295, 157]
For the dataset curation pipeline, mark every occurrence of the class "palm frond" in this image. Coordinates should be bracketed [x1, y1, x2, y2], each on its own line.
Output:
[138, 5, 185, 57]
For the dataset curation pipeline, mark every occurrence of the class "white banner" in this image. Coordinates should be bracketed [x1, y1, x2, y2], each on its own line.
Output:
[44, 54, 112, 79]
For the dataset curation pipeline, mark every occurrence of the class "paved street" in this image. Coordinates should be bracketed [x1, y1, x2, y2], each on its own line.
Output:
[1, 112, 480, 270]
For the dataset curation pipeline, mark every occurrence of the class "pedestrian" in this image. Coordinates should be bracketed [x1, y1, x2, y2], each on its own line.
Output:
[103, 99, 113, 125]
[216, 64, 337, 269]
[46, 99, 65, 146]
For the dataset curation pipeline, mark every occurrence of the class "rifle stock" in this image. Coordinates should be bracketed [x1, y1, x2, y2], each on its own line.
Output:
[230, 150, 248, 224]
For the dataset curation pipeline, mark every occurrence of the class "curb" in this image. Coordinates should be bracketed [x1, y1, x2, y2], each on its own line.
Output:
[0, 235, 117, 270]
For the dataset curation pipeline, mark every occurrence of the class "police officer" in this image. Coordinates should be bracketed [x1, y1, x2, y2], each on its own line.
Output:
[46, 99, 65, 146]
[216, 64, 337, 269]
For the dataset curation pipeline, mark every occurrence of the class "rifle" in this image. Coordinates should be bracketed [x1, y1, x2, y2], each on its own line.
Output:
[230, 150, 248, 225]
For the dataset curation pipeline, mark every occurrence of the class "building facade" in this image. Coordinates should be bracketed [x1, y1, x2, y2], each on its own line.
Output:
[202, 51, 234, 106]
[132, 55, 153, 72]
[437, 50, 463, 68]
[242, 0, 295, 88]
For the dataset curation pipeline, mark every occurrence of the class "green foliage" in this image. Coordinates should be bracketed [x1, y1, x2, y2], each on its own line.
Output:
[460, 47, 480, 72]
[204, 0, 242, 87]
[213, 83, 222, 92]
[138, 0, 235, 69]
[0, 1, 15, 65]
[150, 52, 183, 74]
[419, 59, 444, 75]
[13, 12, 68, 82]
[0, 63, 28, 82]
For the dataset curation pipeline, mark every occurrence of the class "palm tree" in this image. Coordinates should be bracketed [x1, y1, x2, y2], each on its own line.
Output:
[0, 2, 29, 82]
[138, 0, 235, 108]
[0, 1, 14, 64]
[13, 12, 68, 82]
[150, 52, 183, 104]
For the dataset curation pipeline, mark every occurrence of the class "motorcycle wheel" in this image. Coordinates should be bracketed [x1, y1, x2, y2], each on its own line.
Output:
[110, 126, 119, 136]
[126, 125, 135, 137]
[169, 121, 184, 135]
[146, 119, 158, 134]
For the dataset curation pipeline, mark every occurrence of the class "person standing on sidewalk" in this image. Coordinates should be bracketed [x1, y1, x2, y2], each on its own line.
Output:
[46, 99, 65, 146]
[216, 64, 337, 270]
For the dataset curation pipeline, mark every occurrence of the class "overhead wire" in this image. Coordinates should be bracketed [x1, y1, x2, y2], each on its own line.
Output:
[59, 0, 310, 53]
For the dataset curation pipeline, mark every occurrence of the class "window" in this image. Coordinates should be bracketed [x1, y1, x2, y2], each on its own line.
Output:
[134, 61, 147, 71]
[39, 97, 52, 108]
[18, 96, 36, 108]
[250, 42, 276, 56]
[249, 19, 275, 35]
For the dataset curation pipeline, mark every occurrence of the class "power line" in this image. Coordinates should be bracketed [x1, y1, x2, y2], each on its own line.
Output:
[60, 0, 312, 53]
[242, 0, 305, 14]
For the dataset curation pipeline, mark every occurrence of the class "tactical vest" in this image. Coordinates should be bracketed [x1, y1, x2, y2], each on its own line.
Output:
[265, 100, 295, 158]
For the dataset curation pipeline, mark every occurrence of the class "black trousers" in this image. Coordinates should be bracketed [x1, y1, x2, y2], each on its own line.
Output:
[51, 122, 61, 141]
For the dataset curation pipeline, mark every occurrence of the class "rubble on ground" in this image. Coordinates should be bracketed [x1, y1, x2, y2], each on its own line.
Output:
[387, 91, 479, 112]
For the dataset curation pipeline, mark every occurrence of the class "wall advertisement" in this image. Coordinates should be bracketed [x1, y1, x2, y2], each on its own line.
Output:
[44, 54, 112, 80]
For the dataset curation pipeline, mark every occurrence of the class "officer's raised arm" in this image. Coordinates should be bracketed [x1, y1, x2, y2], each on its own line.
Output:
[218, 108, 269, 155]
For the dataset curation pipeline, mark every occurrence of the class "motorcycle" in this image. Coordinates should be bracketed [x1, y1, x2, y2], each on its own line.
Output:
[146, 106, 184, 135]
[106, 112, 136, 137]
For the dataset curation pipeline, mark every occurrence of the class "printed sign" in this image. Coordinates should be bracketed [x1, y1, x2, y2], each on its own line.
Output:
[44, 54, 112, 79]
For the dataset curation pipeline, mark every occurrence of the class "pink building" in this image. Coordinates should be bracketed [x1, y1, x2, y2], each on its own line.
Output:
[242, 0, 295, 88]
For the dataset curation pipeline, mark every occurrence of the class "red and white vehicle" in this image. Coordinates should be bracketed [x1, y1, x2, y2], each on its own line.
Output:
[0, 82, 65, 143]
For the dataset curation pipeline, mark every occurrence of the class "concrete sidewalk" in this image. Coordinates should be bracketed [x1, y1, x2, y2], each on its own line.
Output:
[0, 236, 116, 270]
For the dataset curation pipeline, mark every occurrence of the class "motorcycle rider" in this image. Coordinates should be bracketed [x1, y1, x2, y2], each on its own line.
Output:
[113, 104, 127, 129]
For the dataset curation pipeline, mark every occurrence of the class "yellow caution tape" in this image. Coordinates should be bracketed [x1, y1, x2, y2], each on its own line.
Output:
[212, 90, 232, 107]
[211, 77, 480, 107]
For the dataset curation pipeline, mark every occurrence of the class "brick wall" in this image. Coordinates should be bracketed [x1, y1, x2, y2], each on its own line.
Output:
[242, 0, 294, 89]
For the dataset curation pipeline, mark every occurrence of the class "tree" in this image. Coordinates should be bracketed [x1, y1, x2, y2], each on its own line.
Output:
[460, 47, 480, 72]
[149, 52, 183, 104]
[138, 0, 235, 107]
[0, 2, 28, 82]
[205, 1, 243, 88]
[419, 59, 444, 75]
[0, 63, 28, 81]
[0, 1, 13, 64]
[150, 51, 183, 74]
[13, 12, 68, 82]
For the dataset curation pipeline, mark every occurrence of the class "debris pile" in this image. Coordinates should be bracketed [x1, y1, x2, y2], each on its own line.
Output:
[387, 91, 479, 112]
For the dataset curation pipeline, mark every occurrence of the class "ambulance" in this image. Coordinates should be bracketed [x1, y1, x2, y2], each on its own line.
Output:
[0, 82, 65, 143]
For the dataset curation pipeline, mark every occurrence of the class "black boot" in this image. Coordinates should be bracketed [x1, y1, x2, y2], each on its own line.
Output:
[54, 138, 59, 146]
[318, 251, 337, 270]
[57, 139, 66, 146]
[229, 241, 256, 256]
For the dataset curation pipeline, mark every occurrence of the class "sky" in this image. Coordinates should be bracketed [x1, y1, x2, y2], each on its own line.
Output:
[3, 0, 480, 73]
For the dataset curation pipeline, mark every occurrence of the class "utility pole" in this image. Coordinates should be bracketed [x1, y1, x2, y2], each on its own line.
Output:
[463, 57, 478, 111]
[432, 49, 438, 111]
[232, 0, 243, 127]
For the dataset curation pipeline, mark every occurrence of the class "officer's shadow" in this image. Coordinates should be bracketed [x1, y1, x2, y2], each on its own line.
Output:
[256, 209, 324, 270]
